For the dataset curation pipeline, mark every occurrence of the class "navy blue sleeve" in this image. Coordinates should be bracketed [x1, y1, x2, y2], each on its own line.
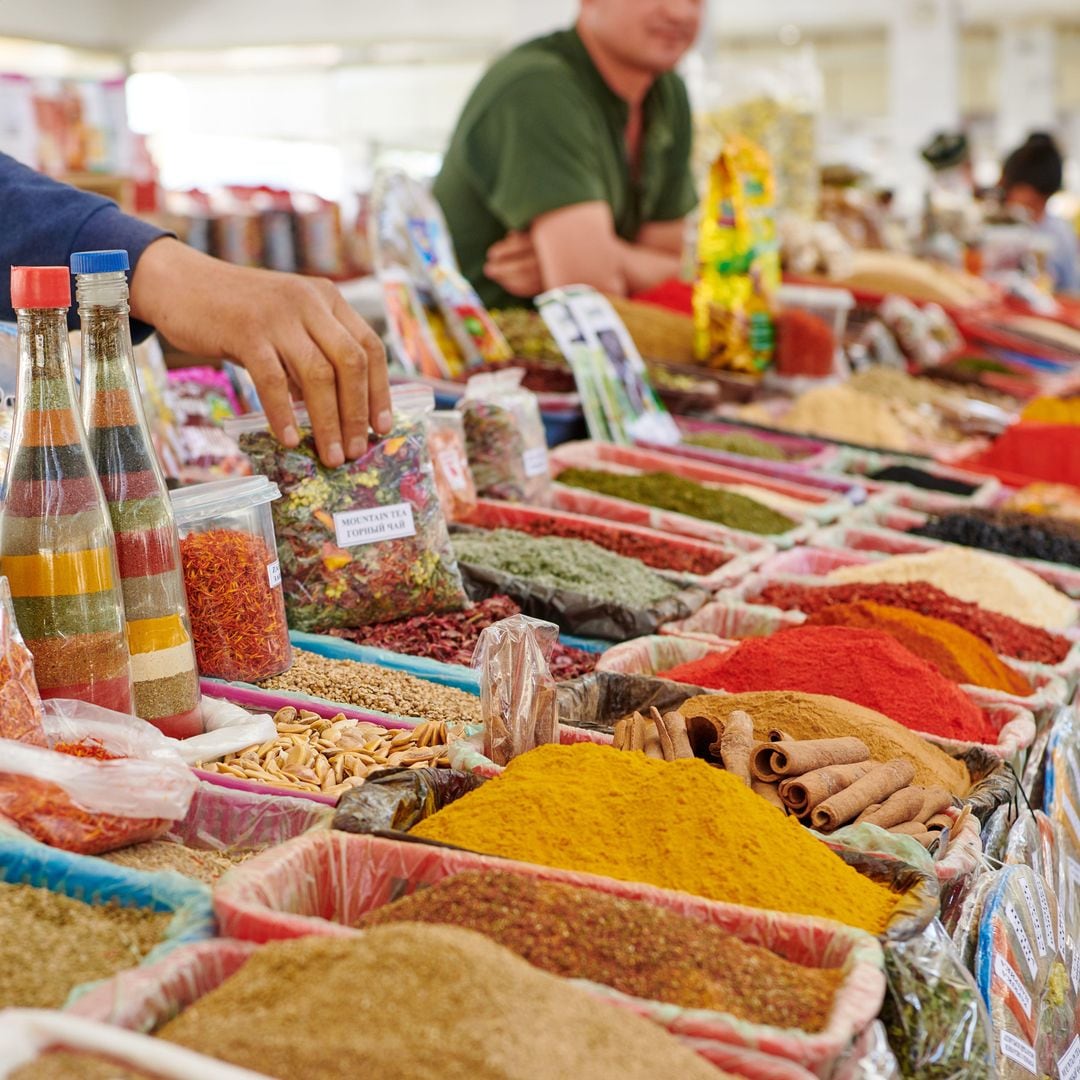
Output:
[0, 152, 173, 342]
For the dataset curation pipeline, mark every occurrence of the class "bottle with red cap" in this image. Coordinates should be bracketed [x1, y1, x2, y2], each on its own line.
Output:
[0, 266, 133, 712]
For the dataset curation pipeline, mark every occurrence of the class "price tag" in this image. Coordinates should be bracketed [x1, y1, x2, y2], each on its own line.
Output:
[437, 449, 469, 492]
[1063, 793, 1080, 841]
[994, 953, 1033, 1019]
[1006, 903, 1039, 979]
[1072, 940, 1080, 994]
[266, 560, 282, 589]
[1060, 1036, 1080, 1080]
[1060, 905, 1068, 964]
[333, 503, 416, 548]
[522, 446, 549, 478]
[1001, 1032, 1038, 1076]
[1034, 876, 1056, 954]
[1020, 880, 1047, 957]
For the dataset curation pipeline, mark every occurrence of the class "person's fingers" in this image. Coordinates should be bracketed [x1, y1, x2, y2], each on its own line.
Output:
[333, 294, 392, 436]
[486, 231, 534, 261]
[277, 326, 345, 468]
[303, 300, 370, 460]
[242, 346, 299, 448]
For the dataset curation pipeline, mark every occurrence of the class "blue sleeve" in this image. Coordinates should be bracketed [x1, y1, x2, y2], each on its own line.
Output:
[0, 153, 172, 342]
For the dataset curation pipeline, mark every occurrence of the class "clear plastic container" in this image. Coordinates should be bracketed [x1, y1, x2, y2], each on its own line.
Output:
[74, 249, 203, 738]
[428, 409, 477, 521]
[170, 475, 292, 683]
[0, 266, 133, 713]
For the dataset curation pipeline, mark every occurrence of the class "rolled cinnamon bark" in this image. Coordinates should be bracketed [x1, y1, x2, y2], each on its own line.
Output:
[914, 831, 937, 848]
[651, 707, 676, 760]
[684, 713, 725, 762]
[752, 778, 788, 814]
[916, 786, 954, 823]
[925, 812, 954, 831]
[750, 742, 782, 783]
[613, 716, 630, 751]
[768, 728, 793, 743]
[778, 761, 875, 816]
[642, 718, 665, 760]
[720, 710, 754, 785]
[856, 786, 927, 829]
[627, 713, 646, 753]
[763, 737, 870, 778]
[810, 760, 916, 833]
[888, 821, 927, 836]
[660, 711, 694, 760]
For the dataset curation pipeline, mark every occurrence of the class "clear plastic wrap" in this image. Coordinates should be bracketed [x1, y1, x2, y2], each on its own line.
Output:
[831, 1021, 901, 1080]
[0, 577, 46, 745]
[0, 699, 198, 854]
[427, 409, 476, 521]
[231, 386, 468, 632]
[210, 830, 885, 1074]
[332, 767, 487, 835]
[473, 614, 559, 766]
[881, 919, 994, 1079]
[458, 368, 550, 503]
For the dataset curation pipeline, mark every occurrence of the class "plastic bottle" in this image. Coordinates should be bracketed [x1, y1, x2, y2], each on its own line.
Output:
[73, 250, 203, 737]
[0, 266, 133, 712]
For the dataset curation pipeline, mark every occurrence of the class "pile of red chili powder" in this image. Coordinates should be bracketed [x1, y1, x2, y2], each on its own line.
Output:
[660, 624, 997, 743]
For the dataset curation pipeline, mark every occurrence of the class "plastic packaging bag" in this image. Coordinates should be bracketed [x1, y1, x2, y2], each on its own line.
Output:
[0, 577, 45, 745]
[458, 368, 550, 503]
[332, 767, 487, 835]
[831, 1021, 901, 1080]
[881, 919, 994, 1079]
[230, 385, 468, 631]
[474, 614, 559, 766]
[166, 697, 276, 767]
[428, 410, 477, 521]
[0, 699, 198, 854]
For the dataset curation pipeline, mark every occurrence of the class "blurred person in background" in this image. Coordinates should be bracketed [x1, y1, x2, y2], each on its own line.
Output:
[435, 0, 703, 308]
[0, 152, 390, 467]
[999, 133, 1079, 294]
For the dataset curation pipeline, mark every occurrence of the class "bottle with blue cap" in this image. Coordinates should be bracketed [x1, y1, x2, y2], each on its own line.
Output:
[73, 249, 203, 738]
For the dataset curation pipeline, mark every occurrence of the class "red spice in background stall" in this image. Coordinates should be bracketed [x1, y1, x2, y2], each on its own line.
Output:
[756, 580, 1071, 665]
[775, 309, 836, 377]
[328, 594, 599, 680]
[178, 528, 292, 683]
[660, 624, 997, 743]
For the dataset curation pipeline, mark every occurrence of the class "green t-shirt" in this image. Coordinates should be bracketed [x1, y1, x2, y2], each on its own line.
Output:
[434, 28, 697, 309]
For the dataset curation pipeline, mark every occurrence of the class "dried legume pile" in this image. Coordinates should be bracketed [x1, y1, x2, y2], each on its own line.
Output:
[0, 881, 170, 1009]
[480, 517, 729, 576]
[661, 625, 996, 744]
[413, 743, 899, 933]
[683, 430, 790, 461]
[101, 840, 255, 885]
[756, 580, 1071, 665]
[359, 869, 843, 1031]
[156, 928, 727, 1080]
[866, 464, 978, 496]
[451, 529, 682, 607]
[328, 595, 598, 680]
[911, 507, 1080, 567]
[557, 467, 797, 535]
[259, 648, 481, 724]
[10, 1054, 155, 1080]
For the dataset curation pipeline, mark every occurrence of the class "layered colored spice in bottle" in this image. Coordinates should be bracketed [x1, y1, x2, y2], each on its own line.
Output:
[0, 266, 132, 712]
[73, 250, 202, 737]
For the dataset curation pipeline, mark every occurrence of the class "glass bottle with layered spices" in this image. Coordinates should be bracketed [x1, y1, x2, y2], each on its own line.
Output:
[73, 249, 203, 738]
[0, 266, 132, 712]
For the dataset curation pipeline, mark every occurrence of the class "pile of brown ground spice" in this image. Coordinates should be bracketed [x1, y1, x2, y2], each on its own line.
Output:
[10, 1053, 157, 1080]
[101, 840, 255, 885]
[358, 869, 843, 1032]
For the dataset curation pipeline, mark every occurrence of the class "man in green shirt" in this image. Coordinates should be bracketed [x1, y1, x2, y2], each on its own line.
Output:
[434, 0, 703, 309]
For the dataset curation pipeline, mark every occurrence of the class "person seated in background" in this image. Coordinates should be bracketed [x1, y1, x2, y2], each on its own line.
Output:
[999, 133, 1079, 295]
[434, 0, 703, 308]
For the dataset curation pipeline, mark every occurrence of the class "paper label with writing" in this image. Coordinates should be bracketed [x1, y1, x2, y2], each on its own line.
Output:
[1072, 939, 1080, 993]
[267, 560, 282, 589]
[1064, 793, 1080, 841]
[994, 954, 1033, 1018]
[1021, 880, 1047, 956]
[1034, 876, 1056, 954]
[1001, 1032, 1038, 1075]
[1006, 903, 1039, 979]
[333, 503, 416, 548]
[1061, 1036, 1080, 1080]
[522, 446, 549, 478]
[437, 450, 469, 492]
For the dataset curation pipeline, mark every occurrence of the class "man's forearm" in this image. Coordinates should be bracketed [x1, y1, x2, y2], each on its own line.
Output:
[614, 239, 681, 295]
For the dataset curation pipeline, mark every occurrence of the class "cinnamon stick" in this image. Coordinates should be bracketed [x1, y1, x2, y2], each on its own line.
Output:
[750, 742, 782, 783]
[627, 713, 646, 753]
[650, 708, 676, 761]
[916, 786, 954, 823]
[768, 728, 792, 743]
[778, 761, 875, 816]
[810, 760, 916, 833]
[659, 710, 694, 760]
[613, 716, 630, 752]
[642, 717, 665, 760]
[720, 710, 754, 785]
[888, 821, 927, 836]
[761, 737, 870, 778]
[856, 786, 927, 829]
[925, 812, 954, 831]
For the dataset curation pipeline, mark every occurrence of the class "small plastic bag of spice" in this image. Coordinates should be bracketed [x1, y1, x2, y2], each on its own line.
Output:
[473, 614, 559, 766]
[230, 386, 469, 632]
[0, 576, 46, 745]
[428, 410, 477, 521]
[458, 368, 551, 503]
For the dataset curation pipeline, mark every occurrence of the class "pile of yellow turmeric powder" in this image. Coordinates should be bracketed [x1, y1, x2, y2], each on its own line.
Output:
[411, 742, 899, 935]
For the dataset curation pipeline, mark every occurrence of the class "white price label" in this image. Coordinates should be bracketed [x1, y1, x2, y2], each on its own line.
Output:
[437, 449, 469, 492]
[1001, 1032, 1038, 1076]
[1034, 877, 1056, 954]
[1020, 880, 1047, 957]
[333, 503, 416, 548]
[522, 446, 549, 478]
[1061, 908, 1069, 966]
[1073, 940, 1080, 994]
[1064, 793, 1080, 841]
[1060, 1036, 1080, 1080]
[994, 954, 1033, 1019]
[267, 560, 282, 589]
[1006, 903, 1039, 979]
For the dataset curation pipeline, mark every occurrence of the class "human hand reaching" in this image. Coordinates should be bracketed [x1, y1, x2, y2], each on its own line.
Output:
[483, 230, 544, 299]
